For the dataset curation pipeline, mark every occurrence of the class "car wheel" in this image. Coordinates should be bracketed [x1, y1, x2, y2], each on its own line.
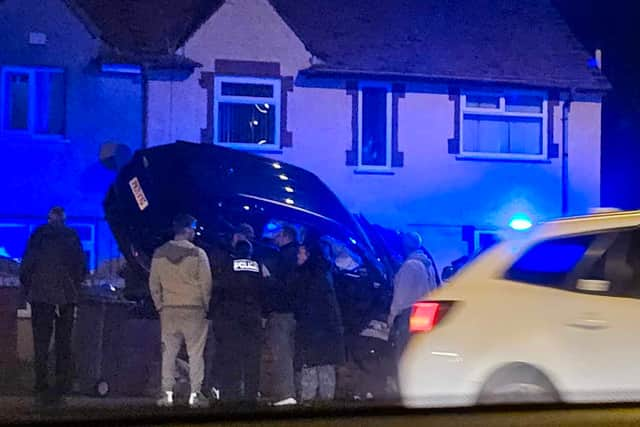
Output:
[477, 363, 560, 405]
[95, 379, 110, 398]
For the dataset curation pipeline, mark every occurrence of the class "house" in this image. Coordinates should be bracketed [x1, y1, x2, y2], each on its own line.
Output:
[140, 0, 609, 266]
[3, 0, 610, 269]
[0, 0, 203, 269]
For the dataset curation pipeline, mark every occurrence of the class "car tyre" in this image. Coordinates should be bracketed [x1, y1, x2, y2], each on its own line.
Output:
[477, 363, 560, 405]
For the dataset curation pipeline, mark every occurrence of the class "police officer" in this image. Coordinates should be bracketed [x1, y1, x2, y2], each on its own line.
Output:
[210, 239, 268, 403]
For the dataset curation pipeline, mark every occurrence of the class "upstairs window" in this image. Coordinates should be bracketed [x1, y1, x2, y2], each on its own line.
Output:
[358, 83, 392, 169]
[1, 67, 65, 137]
[214, 76, 281, 150]
[460, 91, 547, 160]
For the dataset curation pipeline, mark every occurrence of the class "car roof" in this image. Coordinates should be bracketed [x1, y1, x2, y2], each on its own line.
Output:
[535, 210, 640, 239]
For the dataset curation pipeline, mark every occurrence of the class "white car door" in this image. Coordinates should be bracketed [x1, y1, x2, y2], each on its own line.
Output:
[554, 228, 640, 403]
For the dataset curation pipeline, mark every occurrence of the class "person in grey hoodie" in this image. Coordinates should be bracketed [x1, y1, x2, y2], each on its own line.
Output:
[388, 232, 438, 364]
[149, 214, 213, 408]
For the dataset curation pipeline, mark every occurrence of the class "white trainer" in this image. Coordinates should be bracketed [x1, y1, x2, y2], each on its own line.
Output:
[273, 397, 298, 406]
[189, 391, 209, 409]
[157, 391, 174, 407]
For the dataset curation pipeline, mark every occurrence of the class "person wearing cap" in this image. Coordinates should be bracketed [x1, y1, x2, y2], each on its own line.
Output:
[20, 207, 87, 406]
[387, 231, 438, 364]
[149, 214, 213, 408]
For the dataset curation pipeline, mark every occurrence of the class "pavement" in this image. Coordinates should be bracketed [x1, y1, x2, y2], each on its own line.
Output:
[0, 394, 388, 425]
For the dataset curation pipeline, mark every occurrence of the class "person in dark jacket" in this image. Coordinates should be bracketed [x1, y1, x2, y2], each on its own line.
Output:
[291, 242, 345, 402]
[264, 224, 300, 405]
[210, 239, 268, 403]
[204, 223, 256, 399]
[19, 207, 87, 405]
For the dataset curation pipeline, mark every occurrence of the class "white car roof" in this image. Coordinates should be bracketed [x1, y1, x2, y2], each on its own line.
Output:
[535, 210, 640, 239]
[452, 210, 640, 282]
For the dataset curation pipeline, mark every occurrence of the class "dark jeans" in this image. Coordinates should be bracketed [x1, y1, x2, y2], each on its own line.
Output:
[216, 321, 263, 402]
[203, 320, 218, 396]
[390, 309, 412, 366]
[31, 302, 75, 395]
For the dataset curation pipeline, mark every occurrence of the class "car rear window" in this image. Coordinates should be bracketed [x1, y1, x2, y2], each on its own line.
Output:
[505, 234, 595, 287]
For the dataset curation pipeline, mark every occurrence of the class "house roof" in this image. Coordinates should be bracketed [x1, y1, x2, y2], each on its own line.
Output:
[70, 0, 609, 91]
[68, 0, 223, 55]
[271, 0, 609, 91]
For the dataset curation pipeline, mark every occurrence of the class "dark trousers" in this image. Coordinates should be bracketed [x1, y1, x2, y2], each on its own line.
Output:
[216, 320, 263, 402]
[390, 309, 412, 366]
[349, 335, 394, 399]
[31, 302, 75, 395]
[203, 320, 218, 395]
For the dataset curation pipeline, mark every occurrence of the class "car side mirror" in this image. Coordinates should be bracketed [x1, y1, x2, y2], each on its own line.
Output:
[441, 266, 455, 282]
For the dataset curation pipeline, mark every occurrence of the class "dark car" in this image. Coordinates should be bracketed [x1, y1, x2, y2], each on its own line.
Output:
[103, 141, 398, 394]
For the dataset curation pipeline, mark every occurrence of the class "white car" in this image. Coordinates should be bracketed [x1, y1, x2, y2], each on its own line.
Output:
[399, 209, 640, 408]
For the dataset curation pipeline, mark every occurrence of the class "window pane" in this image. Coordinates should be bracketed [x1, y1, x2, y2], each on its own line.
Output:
[217, 102, 276, 145]
[466, 95, 500, 109]
[578, 232, 638, 296]
[221, 82, 274, 97]
[361, 87, 387, 166]
[464, 114, 542, 155]
[506, 95, 543, 113]
[463, 114, 508, 153]
[508, 117, 542, 154]
[321, 235, 363, 271]
[505, 235, 595, 286]
[4, 71, 30, 130]
[35, 71, 65, 135]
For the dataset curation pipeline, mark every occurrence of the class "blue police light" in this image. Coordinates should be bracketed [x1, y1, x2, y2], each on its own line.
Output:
[509, 214, 533, 231]
[265, 222, 279, 231]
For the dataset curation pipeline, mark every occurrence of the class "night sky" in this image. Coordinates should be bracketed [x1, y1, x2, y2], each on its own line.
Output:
[554, 0, 640, 208]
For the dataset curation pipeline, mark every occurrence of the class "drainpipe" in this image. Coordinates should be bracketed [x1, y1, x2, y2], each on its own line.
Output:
[141, 65, 149, 148]
[561, 93, 573, 216]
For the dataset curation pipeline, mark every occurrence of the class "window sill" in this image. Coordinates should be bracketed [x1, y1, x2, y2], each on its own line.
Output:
[0, 133, 70, 144]
[354, 167, 395, 175]
[455, 154, 551, 164]
[215, 142, 283, 154]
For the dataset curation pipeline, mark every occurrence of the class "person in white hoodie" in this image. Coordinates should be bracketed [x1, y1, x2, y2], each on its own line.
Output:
[149, 214, 213, 408]
[388, 232, 438, 364]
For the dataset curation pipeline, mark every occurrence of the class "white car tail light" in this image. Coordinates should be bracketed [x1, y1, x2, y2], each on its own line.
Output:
[409, 301, 455, 333]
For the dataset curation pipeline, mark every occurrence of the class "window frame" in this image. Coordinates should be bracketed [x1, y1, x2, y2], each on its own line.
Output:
[0, 66, 65, 139]
[459, 90, 548, 161]
[213, 75, 282, 151]
[357, 81, 393, 171]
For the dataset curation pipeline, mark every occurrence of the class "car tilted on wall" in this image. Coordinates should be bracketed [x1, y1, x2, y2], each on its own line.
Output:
[104, 141, 401, 397]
